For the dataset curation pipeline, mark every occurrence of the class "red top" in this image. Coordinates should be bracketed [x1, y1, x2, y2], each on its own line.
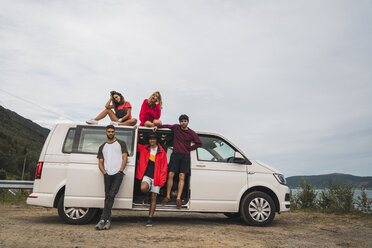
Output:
[115, 102, 132, 119]
[159, 124, 202, 154]
[136, 144, 168, 186]
[139, 99, 161, 126]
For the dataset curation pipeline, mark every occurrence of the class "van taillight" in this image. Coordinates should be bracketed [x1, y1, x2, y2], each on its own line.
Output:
[35, 162, 43, 179]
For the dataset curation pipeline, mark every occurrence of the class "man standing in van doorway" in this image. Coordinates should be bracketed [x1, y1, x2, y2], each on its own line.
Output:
[153, 114, 201, 209]
[136, 133, 168, 226]
[95, 125, 128, 230]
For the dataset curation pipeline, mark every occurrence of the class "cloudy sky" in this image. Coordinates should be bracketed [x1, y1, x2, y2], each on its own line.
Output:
[1, 0, 371, 177]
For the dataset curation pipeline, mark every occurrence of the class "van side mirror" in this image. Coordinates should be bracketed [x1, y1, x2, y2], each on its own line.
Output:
[234, 152, 247, 164]
[233, 157, 246, 164]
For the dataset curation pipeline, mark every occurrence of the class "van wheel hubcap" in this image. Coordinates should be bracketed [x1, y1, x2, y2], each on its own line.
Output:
[248, 197, 271, 222]
[64, 207, 88, 219]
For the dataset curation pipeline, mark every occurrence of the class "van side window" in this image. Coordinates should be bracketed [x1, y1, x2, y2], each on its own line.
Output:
[77, 127, 134, 156]
[62, 128, 76, 153]
[197, 135, 237, 163]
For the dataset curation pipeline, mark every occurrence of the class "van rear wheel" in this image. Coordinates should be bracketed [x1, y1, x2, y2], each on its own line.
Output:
[240, 191, 275, 226]
[57, 194, 99, 225]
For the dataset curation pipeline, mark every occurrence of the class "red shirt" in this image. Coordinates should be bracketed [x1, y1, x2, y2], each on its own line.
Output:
[115, 102, 132, 119]
[139, 99, 161, 126]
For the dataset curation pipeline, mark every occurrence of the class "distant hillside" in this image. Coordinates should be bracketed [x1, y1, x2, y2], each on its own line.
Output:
[286, 173, 372, 189]
[0, 105, 49, 179]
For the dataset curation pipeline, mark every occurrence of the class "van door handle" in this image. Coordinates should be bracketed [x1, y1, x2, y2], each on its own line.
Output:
[248, 171, 255, 175]
[196, 164, 206, 167]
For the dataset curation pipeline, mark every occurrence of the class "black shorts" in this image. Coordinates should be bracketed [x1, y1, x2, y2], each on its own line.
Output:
[169, 152, 190, 174]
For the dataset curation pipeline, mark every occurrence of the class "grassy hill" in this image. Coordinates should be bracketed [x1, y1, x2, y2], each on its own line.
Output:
[286, 173, 372, 189]
[0, 105, 49, 180]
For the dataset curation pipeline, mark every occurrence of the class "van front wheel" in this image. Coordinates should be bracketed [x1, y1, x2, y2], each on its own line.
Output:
[240, 191, 275, 226]
[57, 194, 99, 225]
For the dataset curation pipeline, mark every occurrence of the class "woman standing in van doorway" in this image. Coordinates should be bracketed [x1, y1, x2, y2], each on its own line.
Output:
[86, 91, 137, 126]
[139, 91, 163, 127]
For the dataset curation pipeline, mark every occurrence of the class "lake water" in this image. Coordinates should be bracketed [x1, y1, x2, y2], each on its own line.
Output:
[290, 189, 372, 200]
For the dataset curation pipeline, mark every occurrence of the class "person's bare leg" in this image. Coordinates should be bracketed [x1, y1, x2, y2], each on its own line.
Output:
[119, 118, 137, 126]
[153, 119, 162, 126]
[141, 182, 149, 193]
[166, 172, 174, 199]
[144, 121, 155, 127]
[177, 173, 185, 200]
[107, 110, 119, 121]
[149, 193, 157, 218]
[94, 109, 110, 121]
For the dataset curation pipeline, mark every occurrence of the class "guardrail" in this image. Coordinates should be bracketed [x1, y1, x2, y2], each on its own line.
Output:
[0, 180, 34, 189]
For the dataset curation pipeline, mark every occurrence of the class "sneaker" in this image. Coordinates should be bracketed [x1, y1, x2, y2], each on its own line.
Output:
[103, 220, 111, 230]
[95, 220, 105, 230]
[146, 218, 153, 227]
[86, 119, 98, 124]
[110, 121, 119, 126]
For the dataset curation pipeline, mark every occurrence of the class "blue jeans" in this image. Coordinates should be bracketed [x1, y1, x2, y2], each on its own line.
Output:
[101, 173, 124, 221]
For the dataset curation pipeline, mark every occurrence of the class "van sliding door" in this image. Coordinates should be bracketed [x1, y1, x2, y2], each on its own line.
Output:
[64, 125, 137, 209]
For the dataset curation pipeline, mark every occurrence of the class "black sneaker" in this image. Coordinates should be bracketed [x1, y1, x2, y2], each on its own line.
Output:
[146, 218, 153, 227]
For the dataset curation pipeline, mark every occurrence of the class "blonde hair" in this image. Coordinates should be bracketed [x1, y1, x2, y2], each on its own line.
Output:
[148, 91, 163, 109]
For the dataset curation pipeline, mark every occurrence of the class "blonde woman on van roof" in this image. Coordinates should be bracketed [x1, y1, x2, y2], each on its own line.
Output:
[139, 91, 163, 127]
[86, 91, 137, 126]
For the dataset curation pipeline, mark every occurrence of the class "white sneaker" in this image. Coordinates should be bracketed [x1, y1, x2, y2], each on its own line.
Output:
[86, 119, 98, 124]
[95, 219, 105, 230]
[103, 220, 111, 230]
[110, 121, 119, 126]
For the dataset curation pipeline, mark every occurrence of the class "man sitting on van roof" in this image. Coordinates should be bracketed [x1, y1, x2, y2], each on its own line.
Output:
[136, 133, 168, 226]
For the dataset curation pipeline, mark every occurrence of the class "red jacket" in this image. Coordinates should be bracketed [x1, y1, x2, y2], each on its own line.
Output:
[139, 99, 161, 126]
[136, 143, 168, 186]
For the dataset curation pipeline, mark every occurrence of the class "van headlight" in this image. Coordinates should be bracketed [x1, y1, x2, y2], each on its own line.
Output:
[273, 173, 286, 185]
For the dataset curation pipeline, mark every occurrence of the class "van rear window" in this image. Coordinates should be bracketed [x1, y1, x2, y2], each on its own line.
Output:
[77, 127, 134, 156]
[62, 127, 134, 156]
[62, 128, 76, 153]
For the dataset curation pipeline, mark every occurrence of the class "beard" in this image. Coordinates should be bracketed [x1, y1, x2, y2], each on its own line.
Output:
[106, 134, 115, 140]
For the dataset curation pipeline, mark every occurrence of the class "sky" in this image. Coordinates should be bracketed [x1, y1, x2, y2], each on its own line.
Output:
[0, 0, 371, 177]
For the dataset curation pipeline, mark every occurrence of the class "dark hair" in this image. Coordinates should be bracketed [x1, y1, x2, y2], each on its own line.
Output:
[148, 133, 158, 140]
[106, 125, 115, 130]
[111, 91, 125, 109]
[179, 114, 189, 122]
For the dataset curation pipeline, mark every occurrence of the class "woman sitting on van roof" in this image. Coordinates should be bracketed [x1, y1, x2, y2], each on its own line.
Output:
[139, 91, 163, 127]
[86, 91, 138, 126]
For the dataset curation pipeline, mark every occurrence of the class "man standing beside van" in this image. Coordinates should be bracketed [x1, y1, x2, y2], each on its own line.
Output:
[96, 125, 128, 230]
[153, 114, 201, 209]
[136, 134, 168, 226]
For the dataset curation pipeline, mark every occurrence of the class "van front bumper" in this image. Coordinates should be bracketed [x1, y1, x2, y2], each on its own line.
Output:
[26, 193, 54, 207]
[277, 184, 291, 213]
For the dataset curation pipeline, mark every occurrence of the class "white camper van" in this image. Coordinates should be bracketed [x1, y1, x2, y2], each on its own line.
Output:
[27, 124, 290, 226]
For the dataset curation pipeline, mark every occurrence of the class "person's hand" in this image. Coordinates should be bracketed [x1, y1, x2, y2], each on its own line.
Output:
[133, 125, 138, 129]
[153, 126, 158, 132]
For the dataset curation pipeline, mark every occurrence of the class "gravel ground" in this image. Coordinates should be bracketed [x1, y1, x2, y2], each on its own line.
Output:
[0, 203, 371, 248]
